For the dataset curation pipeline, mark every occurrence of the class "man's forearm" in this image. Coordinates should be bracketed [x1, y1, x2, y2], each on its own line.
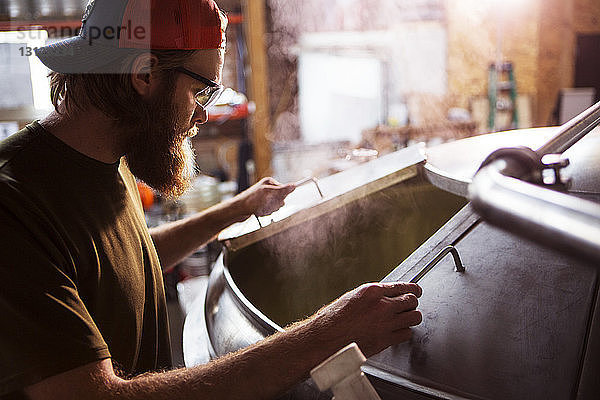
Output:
[117, 317, 343, 399]
[117, 283, 420, 399]
[149, 197, 243, 271]
[28, 317, 345, 400]
[26, 283, 422, 400]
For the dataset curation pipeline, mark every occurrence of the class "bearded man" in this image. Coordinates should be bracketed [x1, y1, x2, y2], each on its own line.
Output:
[0, 0, 423, 399]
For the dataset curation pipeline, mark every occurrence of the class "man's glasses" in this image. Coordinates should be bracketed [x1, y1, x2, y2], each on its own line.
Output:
[174, 67, 225, 109]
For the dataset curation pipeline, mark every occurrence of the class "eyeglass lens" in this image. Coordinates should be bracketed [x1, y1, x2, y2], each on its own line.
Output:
[196, 86, 224, 108]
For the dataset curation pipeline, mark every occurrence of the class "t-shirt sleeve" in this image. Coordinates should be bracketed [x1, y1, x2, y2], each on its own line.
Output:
[0, 199, 110, 395]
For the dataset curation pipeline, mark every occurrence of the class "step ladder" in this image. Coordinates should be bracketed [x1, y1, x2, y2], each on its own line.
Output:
[488, 62, 518, 131]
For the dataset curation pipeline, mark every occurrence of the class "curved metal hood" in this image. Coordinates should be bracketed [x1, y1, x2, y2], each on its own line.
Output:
[424, 125, 600, 200]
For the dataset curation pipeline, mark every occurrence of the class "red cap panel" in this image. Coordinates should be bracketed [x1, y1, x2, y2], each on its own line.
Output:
[119, 0, 227, 50]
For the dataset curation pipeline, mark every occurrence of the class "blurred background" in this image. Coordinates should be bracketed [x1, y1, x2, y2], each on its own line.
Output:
[1, 0, 599, 187]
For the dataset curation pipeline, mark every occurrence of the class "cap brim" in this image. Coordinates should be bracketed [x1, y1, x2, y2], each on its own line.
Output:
[35, 36, 147, 74]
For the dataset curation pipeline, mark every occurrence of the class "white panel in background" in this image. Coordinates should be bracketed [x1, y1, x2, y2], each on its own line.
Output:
[297, 25, 447, 144]
[559, 88, 596, 125]
[0, 43, 35, 109]
[299, 51, 382, 144]
[0, 31, 52, 113]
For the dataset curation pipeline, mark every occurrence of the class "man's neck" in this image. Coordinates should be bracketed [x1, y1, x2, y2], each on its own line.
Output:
[39, 106, 127, 164]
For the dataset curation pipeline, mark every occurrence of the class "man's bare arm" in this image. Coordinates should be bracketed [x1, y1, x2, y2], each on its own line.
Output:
[150, 177, 295, 271]
[25, 282, 422, 400]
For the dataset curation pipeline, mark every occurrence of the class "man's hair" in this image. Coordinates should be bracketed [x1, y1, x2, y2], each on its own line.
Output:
[49, 50, 198, 122]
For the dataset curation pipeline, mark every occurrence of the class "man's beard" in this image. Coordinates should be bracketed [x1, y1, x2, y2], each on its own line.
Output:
[124, 80, 198, 198]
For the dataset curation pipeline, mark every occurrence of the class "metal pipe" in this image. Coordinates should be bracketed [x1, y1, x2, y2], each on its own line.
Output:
[469, 101, 600, 263]
[536, 100, 600, 156]
[469, 159, 600, 263]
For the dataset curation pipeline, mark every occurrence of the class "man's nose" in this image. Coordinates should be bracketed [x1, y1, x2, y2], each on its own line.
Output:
[192, 105, 208, 125]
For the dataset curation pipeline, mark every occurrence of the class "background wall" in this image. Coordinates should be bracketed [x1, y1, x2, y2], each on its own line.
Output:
[446, 0, 600, 128]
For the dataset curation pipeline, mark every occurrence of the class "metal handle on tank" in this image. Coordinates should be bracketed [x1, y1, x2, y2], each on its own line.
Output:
[410, 245, 465, 283]
[253, 176, 324, 229]
[294, 176, 324, 199]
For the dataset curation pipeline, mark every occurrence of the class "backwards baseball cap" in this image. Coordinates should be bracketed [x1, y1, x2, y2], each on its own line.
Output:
[35, 0, 228, 74]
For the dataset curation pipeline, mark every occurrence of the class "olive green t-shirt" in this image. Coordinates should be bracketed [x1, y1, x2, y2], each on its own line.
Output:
[0, 122, 172, 396]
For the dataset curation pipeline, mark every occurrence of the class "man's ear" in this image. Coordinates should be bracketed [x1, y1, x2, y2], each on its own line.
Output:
[130, 53, 160, 99]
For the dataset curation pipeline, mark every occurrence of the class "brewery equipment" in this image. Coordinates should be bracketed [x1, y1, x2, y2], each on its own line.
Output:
[185, 102, 600, 399]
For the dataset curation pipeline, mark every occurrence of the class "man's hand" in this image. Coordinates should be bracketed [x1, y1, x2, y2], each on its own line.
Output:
[312, 282, 423, 357]
[150, 177, 295, 270]
[232, 177, 296, 221]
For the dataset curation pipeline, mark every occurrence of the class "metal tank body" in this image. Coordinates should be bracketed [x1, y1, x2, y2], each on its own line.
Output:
[184, 118, 600, 399]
